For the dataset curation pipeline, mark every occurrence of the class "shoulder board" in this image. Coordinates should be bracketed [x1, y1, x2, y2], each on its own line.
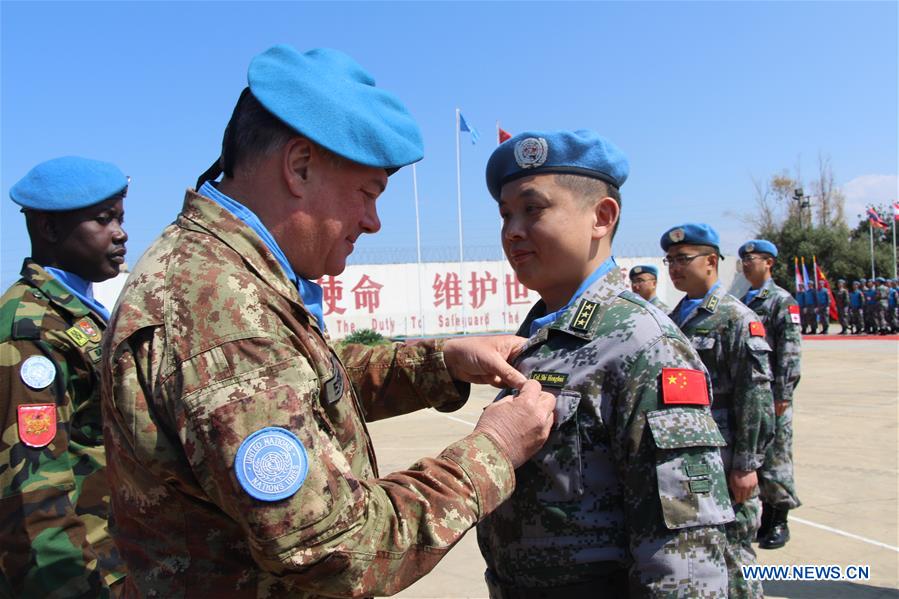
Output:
[703, 294, 719, 312]
[5, 288, 50, 340]
[759, 288, 770, 299]
[569, 299, 599, 334]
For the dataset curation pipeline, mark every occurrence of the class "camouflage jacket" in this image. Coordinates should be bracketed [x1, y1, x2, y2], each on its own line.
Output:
[101, 190, 515, 599]
[743, 278, 801, 404]
[835, 288, 850, 311]
[877, 284, 890, 307]
[0, 260, 124, 598]
[477, 267, 732, 595]
[670, 285, 775, 473]
[649, 295, 669, 313]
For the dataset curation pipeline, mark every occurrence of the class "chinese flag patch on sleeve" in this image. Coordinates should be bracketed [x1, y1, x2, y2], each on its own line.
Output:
[661, 368, 710, 405]
[749, 321, 766, 337]
[788, 305, 801, 325]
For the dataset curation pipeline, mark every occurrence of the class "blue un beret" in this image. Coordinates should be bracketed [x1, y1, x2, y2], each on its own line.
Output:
[738, 239, 778, 258]
[629, 265, 658, 279]
[248, 45, 423, 170]
[485, 129, 628, 201]
[660, 223, 720, 252]
[876, 277, 885, 283]
[860, 278, 867, 284]
[10, 156, 128, 212]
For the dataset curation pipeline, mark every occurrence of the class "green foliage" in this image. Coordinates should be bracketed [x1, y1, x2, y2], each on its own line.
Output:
[341, 328, 389, 346]
[757, 215, 896, 289]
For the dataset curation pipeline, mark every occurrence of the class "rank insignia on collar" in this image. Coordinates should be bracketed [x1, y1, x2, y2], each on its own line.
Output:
[704, 295, 719, 312]
[570, 299, 598, 333]
[759, 289, 770, 299]
[18, 404, 57, 447]
[531, 371, 569, 388]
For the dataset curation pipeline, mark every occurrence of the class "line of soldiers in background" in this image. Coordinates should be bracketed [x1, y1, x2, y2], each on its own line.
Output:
[797, 278, 899, 335]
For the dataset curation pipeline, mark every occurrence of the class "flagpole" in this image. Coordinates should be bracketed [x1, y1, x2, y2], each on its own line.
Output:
[869, 221, 875, 279]
[893, 211, 897, 279]
[496, 120, 500, 146]
[455, 108, 466, 334]
[412, 164, 424, 336]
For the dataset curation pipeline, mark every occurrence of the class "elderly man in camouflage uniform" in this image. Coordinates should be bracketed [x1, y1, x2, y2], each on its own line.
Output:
[663, 224, 775, 599]
[101, 45, 556, 598]
[628, 264, 669, 312]
[476, 130, 733, 597]
[1, 157, 129, 597]
[738, 240, 802, 550]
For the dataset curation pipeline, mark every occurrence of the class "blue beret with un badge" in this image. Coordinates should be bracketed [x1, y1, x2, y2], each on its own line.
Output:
[485, 129, 629, 201]
[738, 239, 778, 258]
[629, 265, 658, 279]
[248, 44, 423, 170]
[660, 223, 721, 253]
[10, 156, 128, 212]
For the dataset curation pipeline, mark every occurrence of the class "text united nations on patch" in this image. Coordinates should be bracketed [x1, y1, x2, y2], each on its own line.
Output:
[236, 427, 309, 501]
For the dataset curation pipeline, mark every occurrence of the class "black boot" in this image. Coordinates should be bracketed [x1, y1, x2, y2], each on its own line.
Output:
[760, 507, 790, 549]
[757, 503, 775, 542]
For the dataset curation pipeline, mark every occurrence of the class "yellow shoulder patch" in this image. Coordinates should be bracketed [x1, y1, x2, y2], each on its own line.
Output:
[65, 326, 89, 347]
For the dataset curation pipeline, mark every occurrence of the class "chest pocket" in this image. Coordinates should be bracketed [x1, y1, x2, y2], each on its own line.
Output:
[532, 390, 583, 503]
[315, 353, 360, 451]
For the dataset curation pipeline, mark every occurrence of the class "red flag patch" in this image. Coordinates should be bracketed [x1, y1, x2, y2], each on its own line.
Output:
[788, 305, 801, 325]
[749, 321, 766, 337]
[661, 368, 709, 406]
[17, 404, 56, 448]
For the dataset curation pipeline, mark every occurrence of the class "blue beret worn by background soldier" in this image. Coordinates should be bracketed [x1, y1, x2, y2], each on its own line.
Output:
[738, 240, 802, 550]
[663, 224, 775, 599]
[628, 264, 669, 312]
[1, 156, 129, 597]
[101, 44, 555, 598]
[477, 130, 733, 597]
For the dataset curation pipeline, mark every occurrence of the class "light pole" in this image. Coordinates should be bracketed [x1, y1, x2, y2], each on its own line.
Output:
[792, 188, 812, 228]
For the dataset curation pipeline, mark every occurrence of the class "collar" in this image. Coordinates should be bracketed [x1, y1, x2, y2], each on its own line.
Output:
[19, 260, 92, 318]
[674, 281, 722, 326]
[43, 267, 110, 321]
[527, 257, 618, 337]
[197, 183, 325, 330]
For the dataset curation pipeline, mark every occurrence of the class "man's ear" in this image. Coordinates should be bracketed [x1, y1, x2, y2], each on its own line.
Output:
[283, 137, 313, 197]
[31, 212, 60, 244]
[592, 197, 620, 240]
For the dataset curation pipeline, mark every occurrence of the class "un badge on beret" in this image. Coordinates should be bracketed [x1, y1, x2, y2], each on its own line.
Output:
[20, 355, 56, 390]
[514, 137, 548, 169]
[235, 427, 309, 502]
[745, 242, 755, 252]
[633, 266, 643, 274]
[669, 228, 685, 243]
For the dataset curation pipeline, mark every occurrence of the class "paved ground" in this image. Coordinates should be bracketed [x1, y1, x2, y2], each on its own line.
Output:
[366, 338, 898, 598]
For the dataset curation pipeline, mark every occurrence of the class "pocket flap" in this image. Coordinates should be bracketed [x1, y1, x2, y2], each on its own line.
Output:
[746, 335, 771, 352]
[553, 390, 581, 429]
[648, 407, 725, 449]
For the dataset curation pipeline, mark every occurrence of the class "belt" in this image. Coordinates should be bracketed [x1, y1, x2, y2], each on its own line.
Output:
[484, 567, 628, 599]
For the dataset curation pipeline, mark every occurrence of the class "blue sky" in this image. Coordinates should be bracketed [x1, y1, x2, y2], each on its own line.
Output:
[2, 1, 897, 290]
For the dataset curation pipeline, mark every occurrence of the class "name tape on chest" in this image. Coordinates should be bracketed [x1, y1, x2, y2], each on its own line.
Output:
[17, 404, 57, 447]
[749, 321, 766, 337]
[235, 427, 309, 502]
[531, 371, 569, 388]
[65, 326, 90, 347]
[660, 368, 709, 406]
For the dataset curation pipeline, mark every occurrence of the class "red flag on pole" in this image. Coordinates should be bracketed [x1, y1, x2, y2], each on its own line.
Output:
[893, 201, 899, 221]
[793, 257, 802, 292]
[867, 207, 888, 229]
[498, 125, 512, 144]
[814, 257, 839, 321]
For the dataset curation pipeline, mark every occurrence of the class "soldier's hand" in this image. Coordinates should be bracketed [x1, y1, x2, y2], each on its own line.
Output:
[728, 469, 758, 504]
[473, 380, 555, 469]
[443, 335, 528, 388]
[774, 400, 790, 417]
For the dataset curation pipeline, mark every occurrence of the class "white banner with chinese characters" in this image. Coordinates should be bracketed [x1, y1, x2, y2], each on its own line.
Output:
[97, 256, 744, 340]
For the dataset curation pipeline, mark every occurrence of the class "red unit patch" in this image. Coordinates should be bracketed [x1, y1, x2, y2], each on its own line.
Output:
[661, 368, 710, 405]
[749, 321, 766, 337]
[17, 404, 57, 448]
[788, 305, 801, 325]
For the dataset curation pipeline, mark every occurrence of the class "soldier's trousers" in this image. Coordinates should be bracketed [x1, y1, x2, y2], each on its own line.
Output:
[849, 308, 863, 332]
[815, 306, 829, 333]
[759, 405, 800, 509]
[801, 307, 815, 333]
[873, 304, 888, 332]
[864, 306, 875, 332]
[837, 306, 849, 332]
[724, 496, 764, 599]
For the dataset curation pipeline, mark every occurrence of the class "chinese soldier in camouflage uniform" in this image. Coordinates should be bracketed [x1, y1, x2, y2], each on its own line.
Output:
[629, 264, 670, 312]
[875, 277, 890, 334]
[738, 240, 802, 550]
[663, 224, 775, 599]
[477, 131, 732, 597]
[850, 280, 864, 334]
[101, 45, 556, 598]
[835, 279, 850, 335]
[1, 157, 128, 597]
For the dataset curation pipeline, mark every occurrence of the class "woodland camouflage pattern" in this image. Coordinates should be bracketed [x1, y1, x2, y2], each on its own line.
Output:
[101, 190, 516, 598]
[0, 260, 124, 598]
[743, 277, 802, 509]
[671, 286, 775, 599]
[477, 267, 733, 597]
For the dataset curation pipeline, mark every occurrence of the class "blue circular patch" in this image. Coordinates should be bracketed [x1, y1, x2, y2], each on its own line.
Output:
[234, 427, 309, 502]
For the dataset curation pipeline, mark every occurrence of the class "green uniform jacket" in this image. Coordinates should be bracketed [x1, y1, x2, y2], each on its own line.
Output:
[101, 191, 515, 598]
[743, 278, 801, 404]
[0, 260, 124, 598]
[670, 286, 775, 472]
[477, 268, 732, 595]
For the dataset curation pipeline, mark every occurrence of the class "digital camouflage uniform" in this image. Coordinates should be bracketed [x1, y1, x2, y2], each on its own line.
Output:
[1, 260, 125, 598]
[876, 283, 890, 333]
[835, 286, 850, 334]
[649, 296, 669, 313]
[670, 286, 775, 599]
[742, 278, 802, 510]
[101, 191, 515, 598]
[477, 267, 732, 598]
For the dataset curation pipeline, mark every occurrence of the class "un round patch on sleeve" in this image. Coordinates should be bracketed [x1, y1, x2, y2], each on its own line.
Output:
[20, 356, 56, 390]
[234, 427, 309, 502]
